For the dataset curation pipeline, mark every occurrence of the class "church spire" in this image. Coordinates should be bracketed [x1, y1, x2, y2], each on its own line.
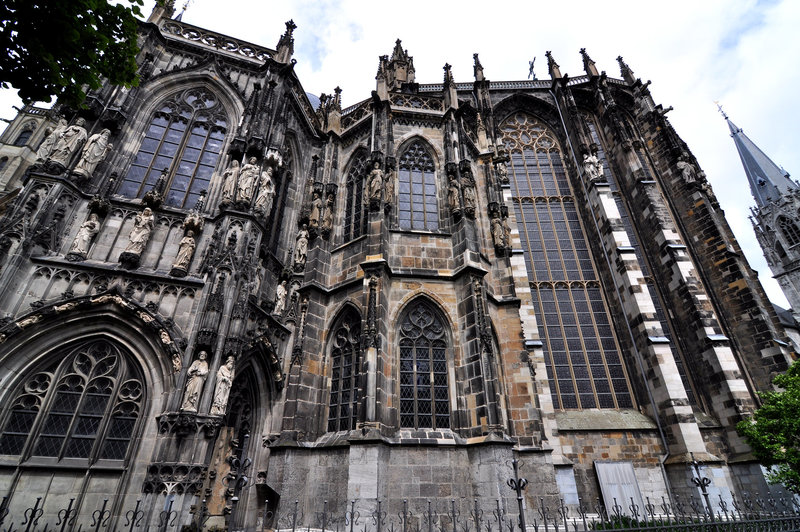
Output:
[724, 108, 796, 208]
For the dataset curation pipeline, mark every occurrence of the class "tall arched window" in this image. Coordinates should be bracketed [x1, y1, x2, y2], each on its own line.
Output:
[344, 151, 368, 241]
[0, 339, 144, 462]
[502, 112, 633, 410]
[398, 140, 438, 230]
[13, 128, 33, 147]
[327, 309, 362, 432]
[778, 216, 800, 247]
[119, 88, 227, 208]
[399, 300, 449, 429]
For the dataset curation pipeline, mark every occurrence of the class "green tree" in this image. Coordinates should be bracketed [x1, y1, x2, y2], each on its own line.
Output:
[737, 359, 800, 493]
[0, 0, 144, 107]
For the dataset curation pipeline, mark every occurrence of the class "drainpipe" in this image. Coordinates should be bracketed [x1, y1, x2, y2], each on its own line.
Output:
[549, 89, 674, 501]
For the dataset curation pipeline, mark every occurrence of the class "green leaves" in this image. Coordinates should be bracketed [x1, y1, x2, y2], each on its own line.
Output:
[737, 359, 800, 493]
[0, 0, 144, 106]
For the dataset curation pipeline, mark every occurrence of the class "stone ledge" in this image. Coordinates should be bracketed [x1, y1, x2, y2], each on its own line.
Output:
[555, 409, 657, 431]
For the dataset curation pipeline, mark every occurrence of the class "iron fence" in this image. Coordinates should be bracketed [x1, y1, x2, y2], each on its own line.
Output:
[2, 491, 799, 532]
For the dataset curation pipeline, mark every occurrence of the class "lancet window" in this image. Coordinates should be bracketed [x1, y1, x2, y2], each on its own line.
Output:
[399, 300, 450, 429]
[327, 309, 362, 432]
[398, 141, 438, 230]
[344, 151, 369, 241]
[119, 88, 227, 208]
[501, 112, 633, 410]
[0, 339, 144, 462]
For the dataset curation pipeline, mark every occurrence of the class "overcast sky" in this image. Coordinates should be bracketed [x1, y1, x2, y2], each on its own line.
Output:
[1, 0, 797, 306]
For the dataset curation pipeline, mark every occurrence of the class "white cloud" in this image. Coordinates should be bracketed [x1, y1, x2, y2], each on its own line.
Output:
[1, 0, 797, 305]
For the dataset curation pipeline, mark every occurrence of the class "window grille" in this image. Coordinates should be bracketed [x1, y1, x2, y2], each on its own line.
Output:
[501, 112, 633, 409]
[327, 309, 362, 432]
[398, 141, 438, 231]
[399, 301, 449, 429]
[0, 339, 144, 462]
[118, 88, 227, 208]
[344, 151, 369, 241]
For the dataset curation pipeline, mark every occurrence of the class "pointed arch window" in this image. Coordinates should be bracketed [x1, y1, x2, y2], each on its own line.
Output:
[501, 112, 633, 410]
[399, 300, 450, 429]
[398, 141, 438, 230]
[344, 151, 369, 241]
[327, 309, 362, 432]
[13, 128, 33, 147]
[778, 216, 800, 247]
[119, 88, 228, 208]
[0, 339, 144, 462]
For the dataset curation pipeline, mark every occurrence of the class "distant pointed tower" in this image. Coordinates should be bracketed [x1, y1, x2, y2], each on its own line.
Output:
[726, 110, 800, 313]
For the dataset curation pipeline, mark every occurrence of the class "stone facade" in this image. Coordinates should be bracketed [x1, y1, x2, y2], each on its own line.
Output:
[0, 5, 794, 530]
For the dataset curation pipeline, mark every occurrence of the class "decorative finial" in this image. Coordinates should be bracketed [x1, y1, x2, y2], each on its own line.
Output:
[443, 63, 453, 83]
[473, 53, 485, 81]
[545, 51, 562, 79]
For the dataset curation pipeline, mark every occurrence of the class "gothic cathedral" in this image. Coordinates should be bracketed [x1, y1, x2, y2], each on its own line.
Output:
[0, 4, 794, 530]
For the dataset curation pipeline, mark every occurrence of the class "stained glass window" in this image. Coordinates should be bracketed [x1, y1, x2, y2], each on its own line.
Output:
[0, 339, 144, 462]
[399, 300, 449, 429]
[344, 151, 368, 241]
[119, 88, 227, 209]
[327, 309, 362, 432]
[501, 112, 633, 410]
[398, 141, 438, 231]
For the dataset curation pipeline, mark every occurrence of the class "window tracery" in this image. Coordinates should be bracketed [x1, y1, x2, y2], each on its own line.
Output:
[119, 88, 227, 208]
[778, 216, 800, 247]
[501, 112, 633, 410]
[327, 309, 361, 432]
[0, 339, 144, 462]
[398, 141, 438, 231]
[399, 300, 449, 429]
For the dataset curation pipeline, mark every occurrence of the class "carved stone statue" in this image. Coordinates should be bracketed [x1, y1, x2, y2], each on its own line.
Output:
[67, 213, 100, 260]
[181, 351, 209, 412]
[321, 193, 334, 236]
[503, 215, 511, 248]
[49, 118, 88, 167]
[36, 118, 68, 162]
[496, 162, 509, 184]
[368, 161, 383, 203]
[120, 207, 154, 262]
[254, 166, 276, 215]
[274, 279, 288, 315]
[73, 128, 112, 178]
[583, 153, 603, 182]
[171, 230, 196, 276]
[677, 155, 697, 184]
[294, 224, 310, 270]
[210, 356, 235, 416]
[308, 191, 322, 230]
[384, 167, 396, 206]
[220, 160, 240, 203]
[491, 213, 504, 249]
[448, 173, 460, 214]
[461, 176, 477, 216]
[237, 157, 259, 203]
